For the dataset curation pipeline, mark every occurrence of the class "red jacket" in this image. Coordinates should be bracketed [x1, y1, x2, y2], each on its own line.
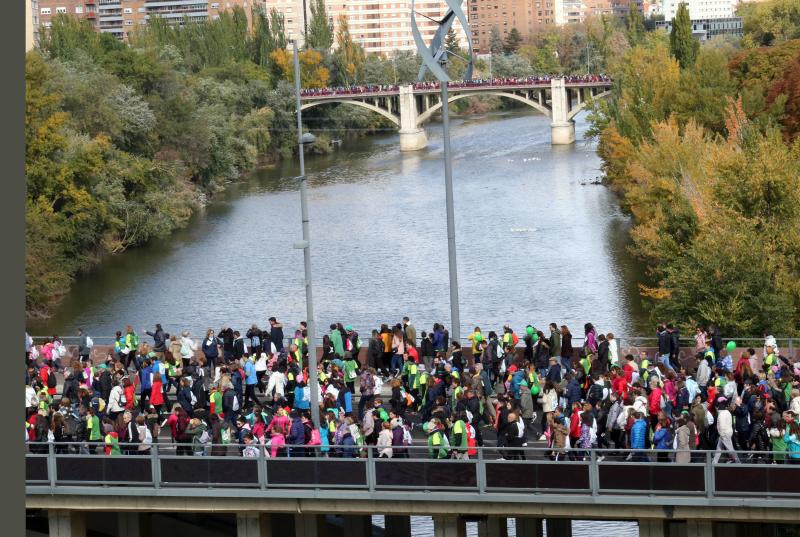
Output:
[612, 376, 628, 399]
[648, 387, 663, 415]
[569, 408, 581, 438]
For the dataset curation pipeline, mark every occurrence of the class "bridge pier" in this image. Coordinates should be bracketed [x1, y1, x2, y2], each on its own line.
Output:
[399, 85, 427, 151]
[515, 517, 543, 537]
[48, 510, 85, 537]
[478, 516, 508, 537]
[550, 78, 576, 145]
[237, 513, 271, 537]
[550, 121, 576, 145]
[433, 515, 467, 537]
[638, 519, 665, 537]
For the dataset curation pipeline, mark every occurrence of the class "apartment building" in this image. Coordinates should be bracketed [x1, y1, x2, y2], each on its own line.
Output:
[661, 0, 739, 20]
[37, 0, 251, 40]
[467, 0, 557, 54]
[262, 0, 468, 55]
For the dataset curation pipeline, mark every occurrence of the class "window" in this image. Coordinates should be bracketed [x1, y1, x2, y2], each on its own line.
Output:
[40, 7, 51, 14]
[75, 6, 83, 13]
[123, 7, 132, 13]
[125, 19, 133, 25]
[56, 7, 67, 14]
[211, 3, 219, 8]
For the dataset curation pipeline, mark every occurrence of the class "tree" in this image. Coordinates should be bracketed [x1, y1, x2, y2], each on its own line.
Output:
[333, 15, 365, 86]
[489, 26, 504, 55]
[445, 27, 460, 55]
[503, 28, 523, 53]
[270, 8, 288, 51]
[625, 2, 646, 46]
[669, 3, 699, 69]
[271, 48, 330, 88]
[306, 0, 333, 51]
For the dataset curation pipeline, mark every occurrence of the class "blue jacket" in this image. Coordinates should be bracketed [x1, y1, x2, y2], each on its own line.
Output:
[631, 419, 648, 449]
[338, 390, 352, 414]
[288, 418, 305, 446]
[510, 371, 525, 400]
[244, 361, 257, 385]
[294, 386, 310, 410]
[566, 379, 582, 407]
[432, 330, 446, 351]
[139, 366, 152, 390]
[653, 427, 672, 450]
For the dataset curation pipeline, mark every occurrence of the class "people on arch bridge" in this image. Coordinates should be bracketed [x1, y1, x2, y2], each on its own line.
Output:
[300, 74, 612, 98]
[25, 320, 800, 464]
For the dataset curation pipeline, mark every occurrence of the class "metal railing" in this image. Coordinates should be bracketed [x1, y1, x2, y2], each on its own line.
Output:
[25, 443, 800, 500]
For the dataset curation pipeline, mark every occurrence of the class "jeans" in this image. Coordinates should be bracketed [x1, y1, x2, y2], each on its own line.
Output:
[560, 356, 572, 373]
[659, 353, 675, 372]
[390, 354, 403, 374]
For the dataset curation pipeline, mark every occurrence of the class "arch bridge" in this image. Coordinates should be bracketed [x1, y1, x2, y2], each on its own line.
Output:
[300, 79, 613, 150]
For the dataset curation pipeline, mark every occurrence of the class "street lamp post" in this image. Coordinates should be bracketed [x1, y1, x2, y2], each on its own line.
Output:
[293, 41, 320, 429]
[439, 67, 461, 344]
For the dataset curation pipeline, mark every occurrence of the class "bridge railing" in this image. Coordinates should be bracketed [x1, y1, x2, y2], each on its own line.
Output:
[25, 443, 800, 499]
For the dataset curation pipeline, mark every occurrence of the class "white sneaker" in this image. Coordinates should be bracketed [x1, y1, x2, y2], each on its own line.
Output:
[597, 456, 605, 462]
[538, 435, 547, 441]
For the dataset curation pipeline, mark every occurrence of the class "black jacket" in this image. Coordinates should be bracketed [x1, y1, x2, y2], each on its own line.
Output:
[177, 387, 194, 414]
[657, 329, 671, 355]
[202, 337, 219, 359]
[367, 338, 383, 368]
[669, 329, 680, 355]
[270, 325, 285, 351]
[191, 377, 208, 409]
[147, 328, 168, 353]
[99, 371, 112, 403]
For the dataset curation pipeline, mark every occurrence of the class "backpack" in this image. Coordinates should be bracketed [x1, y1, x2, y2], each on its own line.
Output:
[309, 429, 321, 446]
[47, 370, 57, 389]
[198, 430, 210, 444]
[512, 333, 519, 346]
[221, 427, 232, 445]
[86, 336, 94, 348]
[231, 393, 240, 412]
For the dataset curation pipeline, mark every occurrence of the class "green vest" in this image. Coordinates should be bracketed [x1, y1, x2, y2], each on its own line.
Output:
[428, 430, 447, 459]
[451, 420, 468, 449]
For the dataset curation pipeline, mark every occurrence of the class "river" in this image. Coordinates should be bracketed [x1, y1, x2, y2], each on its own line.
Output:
[28, 110, 649, 340]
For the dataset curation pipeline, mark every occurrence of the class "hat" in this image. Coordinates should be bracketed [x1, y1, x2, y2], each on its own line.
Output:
[345, 325, 353, 331]
[549, 356, 557, 362]
[508, 365, 518, 373]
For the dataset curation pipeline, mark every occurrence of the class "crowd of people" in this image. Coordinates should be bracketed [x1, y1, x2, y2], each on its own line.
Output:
[24, 319, 800, 464]
[299, 75, 612, 98]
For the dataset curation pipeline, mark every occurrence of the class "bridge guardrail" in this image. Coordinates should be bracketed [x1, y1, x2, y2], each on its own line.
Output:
[25, 443, 800, 500]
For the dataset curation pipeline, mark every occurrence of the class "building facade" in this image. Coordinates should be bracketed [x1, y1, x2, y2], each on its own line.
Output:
[467, 0, 557, 54]
[655, 15, 742, 40]
[37, 0, 251, 41]
[661, 0, 739, 21]
[261, 0, 469, 55]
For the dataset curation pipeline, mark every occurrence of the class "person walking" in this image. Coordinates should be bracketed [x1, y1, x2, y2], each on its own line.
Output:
[713, 399, 740, 464]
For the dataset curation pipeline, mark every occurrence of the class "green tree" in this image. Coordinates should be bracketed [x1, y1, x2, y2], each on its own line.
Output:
[626, 2, 646, 46]
[669, 3, 699, 69]
[489, 26, 504, 55]
[306, 0, 333, 51]
[270, 8, 288, 51]
[333, 15, 365, 86]
[503, 27, 523, 53]
[445, 27, 460, 54]
[739, 0, 800, 47]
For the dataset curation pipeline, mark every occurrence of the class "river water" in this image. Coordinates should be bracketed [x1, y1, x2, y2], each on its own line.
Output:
[28, 110, 649, 339]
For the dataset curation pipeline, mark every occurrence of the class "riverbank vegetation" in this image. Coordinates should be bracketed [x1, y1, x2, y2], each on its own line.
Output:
[588, 0, 800, 335]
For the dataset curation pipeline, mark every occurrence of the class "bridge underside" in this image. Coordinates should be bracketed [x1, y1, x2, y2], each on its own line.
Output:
[27, 488, 800, 522]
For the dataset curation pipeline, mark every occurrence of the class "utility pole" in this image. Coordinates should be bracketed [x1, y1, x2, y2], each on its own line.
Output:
[439, 54, 461, 344]
[293, 41, 320, 429]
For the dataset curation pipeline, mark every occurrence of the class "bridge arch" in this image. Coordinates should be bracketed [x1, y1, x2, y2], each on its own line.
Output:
[566, 89, 612, 121]
[416, 91, 552, 126]
[300, 99, 400, 126]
